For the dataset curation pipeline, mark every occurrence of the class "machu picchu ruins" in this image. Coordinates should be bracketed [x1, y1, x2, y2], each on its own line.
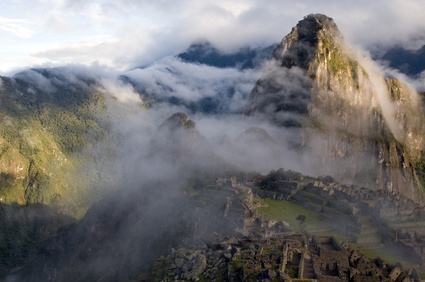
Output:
[153, 233, 420, 281]
[151, 170, 425, 281]
[254, 178, 425, 267]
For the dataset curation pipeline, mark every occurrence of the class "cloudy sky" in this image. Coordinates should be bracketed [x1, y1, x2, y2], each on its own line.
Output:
[1, 0, 425, 74]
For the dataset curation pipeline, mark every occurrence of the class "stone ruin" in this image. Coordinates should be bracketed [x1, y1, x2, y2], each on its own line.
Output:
[250, 178, 425, 267]
[148, 176, 425, 281]
[152, 234, 419, 281]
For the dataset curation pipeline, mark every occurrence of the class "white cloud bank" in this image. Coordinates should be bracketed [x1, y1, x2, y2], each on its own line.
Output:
[1, 0, 425, 74]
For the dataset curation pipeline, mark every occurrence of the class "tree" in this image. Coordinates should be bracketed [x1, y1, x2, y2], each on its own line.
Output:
[296, 214, 307, 233]
[296, 214, 306, 224]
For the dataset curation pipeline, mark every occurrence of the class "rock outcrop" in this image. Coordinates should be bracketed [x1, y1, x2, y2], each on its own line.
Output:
[150, 112, 203, 163]
[244, 14, 425, 203]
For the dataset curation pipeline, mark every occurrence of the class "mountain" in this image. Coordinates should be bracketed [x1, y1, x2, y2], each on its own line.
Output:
[0, 68, 141, 277]
[3, 13, 425, 281]
[381, 44, 425, 76]
[1, 70, 101, 212]
[0, 68, 134, 215]
[178, 40, 276, 69]
[217, 127, 284, 173]
[9, 182, 194, 281]
[123, 42, 275, 115]
[0, 45, 270, 278]
[4, 112, 236, 281]
[244, 14, 425, 202]
[151, 112, 203, 163]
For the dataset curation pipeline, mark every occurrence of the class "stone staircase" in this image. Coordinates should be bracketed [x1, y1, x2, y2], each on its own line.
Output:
[352, 215, 383, 247]
[302, 256, 315, 279]
[308, 240, 319, 256]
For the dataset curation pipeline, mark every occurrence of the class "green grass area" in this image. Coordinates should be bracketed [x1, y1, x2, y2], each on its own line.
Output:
[256, 198, 332, 233]
[310, 230, 351, 243]
[359, 247, 416, 267]
[261, 248, 271, 255]
[359, 220, 375, 227]
[299, 190, 327, 202]
[256, 198, 420, 269]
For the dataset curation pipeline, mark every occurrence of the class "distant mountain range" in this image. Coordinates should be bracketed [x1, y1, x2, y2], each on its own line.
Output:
[178, 36, 425, 78]
[380, 44, 425, 76]
[178, 40, 277, 69]
[121, 41, 276, 115]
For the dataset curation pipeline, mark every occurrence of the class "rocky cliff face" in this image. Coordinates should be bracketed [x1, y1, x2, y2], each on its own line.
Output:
[244, 14, 425, 202]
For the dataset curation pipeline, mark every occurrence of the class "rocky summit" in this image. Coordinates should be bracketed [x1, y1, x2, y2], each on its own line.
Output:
[244, 14, 425, 203]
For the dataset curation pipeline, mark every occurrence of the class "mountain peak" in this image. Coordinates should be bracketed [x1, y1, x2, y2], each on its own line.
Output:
[272, 14, 342, 70]
[159, 112, 196, 130]
[294, 14, 339, 43]
[244, 15, 425, 202]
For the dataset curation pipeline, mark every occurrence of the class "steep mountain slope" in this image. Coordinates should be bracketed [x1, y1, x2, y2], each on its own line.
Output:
[0, 67, 147, 278]
[9, 185, 194, 281]
[0, 69, 116, 213]
[6, 112, 235, 281]
[244, 14, 425, 202]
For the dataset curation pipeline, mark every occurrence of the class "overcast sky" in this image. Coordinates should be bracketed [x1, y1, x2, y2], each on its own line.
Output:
[1, 0, 425, 74]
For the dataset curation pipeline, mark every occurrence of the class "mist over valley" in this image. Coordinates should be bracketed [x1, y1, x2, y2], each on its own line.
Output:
[1, 11, 425, 282]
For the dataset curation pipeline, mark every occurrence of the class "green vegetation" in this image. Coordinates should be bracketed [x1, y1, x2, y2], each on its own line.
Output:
[315, 34, 362, 86]
[261, 247, 271, 255]
[260, 168, 304, 188]
[0, 72, 131, 278]
[414, 153, 425, 190]
[287, 266, 299, 278]
[296, 214, 306, 223]
[257, 198, 331, 233]
[386, 79, 405, 101]
[257, 198, 419, 267]
[152, 257, 170, 281]
[360, 247, 415, 267]
[0, 73, 122, 217]
[0, 203, 75, 277]
[296, 214, 307, 233]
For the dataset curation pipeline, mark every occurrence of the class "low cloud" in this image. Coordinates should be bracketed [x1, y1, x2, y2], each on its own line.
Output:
[376, 58, 425, 92]
[124, 56, 262, 113]
[100, 78, 142, 104]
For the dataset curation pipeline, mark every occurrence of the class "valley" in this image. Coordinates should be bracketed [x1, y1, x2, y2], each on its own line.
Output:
[0, 13, 425, 282]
